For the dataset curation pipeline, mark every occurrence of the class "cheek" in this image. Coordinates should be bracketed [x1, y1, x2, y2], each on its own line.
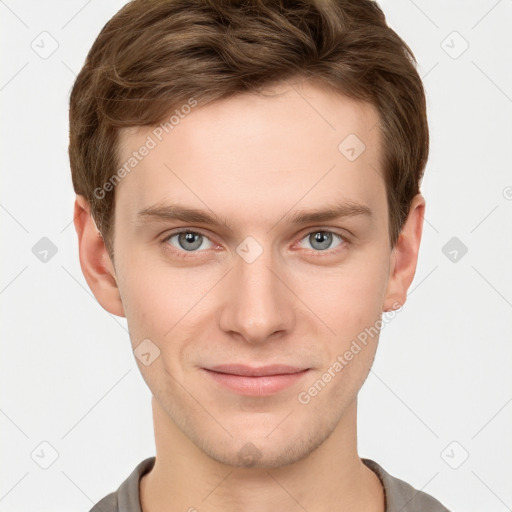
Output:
[117, 254, 217, 345]
[293, 248, 389, 338]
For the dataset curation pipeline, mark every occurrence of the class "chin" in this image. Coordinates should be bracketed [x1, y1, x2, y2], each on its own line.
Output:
[187, 414, 336, 470]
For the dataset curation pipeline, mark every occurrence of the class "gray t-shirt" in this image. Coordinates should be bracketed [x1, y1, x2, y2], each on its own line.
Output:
[90, 456, 451, 512]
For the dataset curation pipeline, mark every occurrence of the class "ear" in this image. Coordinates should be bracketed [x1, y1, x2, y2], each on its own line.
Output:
[73, 195, 125, 317]
[382, 193, 426, 312]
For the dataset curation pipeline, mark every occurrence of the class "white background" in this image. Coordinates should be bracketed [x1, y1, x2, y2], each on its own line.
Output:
[1, 1, 511, 511]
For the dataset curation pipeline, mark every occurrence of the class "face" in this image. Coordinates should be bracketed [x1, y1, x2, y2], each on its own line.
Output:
[109, 80, 398, 468]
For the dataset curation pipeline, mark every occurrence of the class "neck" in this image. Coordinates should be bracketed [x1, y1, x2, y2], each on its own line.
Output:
[140, 397, 385, 512]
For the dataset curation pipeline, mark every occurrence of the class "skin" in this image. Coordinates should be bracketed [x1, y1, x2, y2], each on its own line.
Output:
[74, 78, 425, 512]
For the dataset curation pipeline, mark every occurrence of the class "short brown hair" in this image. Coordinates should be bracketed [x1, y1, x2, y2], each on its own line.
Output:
[68, 0, 429, 258]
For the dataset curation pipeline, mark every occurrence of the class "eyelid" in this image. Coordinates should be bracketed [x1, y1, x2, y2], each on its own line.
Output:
[298, 226, 349, 240]
[161, 227, 214, 243]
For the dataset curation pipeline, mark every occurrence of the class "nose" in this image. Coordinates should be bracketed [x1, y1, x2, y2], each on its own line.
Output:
[218, 244, 296, 345]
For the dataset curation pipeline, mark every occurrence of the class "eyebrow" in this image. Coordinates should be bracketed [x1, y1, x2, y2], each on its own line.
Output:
[136, 200, 373, 230]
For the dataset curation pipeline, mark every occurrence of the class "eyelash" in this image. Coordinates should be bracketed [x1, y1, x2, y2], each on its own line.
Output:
[160, 228, 349, 259]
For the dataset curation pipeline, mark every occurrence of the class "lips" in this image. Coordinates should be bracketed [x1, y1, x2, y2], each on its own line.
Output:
[202, 364, 310, 396]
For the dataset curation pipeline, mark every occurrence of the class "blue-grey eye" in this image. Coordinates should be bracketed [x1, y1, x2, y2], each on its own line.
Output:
[168, 231, 213, 252]
[299, 231, 343, 251]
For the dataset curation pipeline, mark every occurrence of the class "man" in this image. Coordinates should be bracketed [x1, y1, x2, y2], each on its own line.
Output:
[69, 0, 451, 510]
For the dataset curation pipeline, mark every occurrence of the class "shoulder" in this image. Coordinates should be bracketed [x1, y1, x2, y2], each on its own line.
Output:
[89, 491, 118, 512]
[362, 458, 452, 512]
[88, 457, 156, 512]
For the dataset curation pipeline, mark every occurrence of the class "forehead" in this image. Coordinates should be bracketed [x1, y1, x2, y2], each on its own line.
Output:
[114, 80, 385, 230]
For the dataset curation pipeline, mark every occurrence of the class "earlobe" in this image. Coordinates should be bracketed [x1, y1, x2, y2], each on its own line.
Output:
[382, 193, 426, 312]
[73, 195, 125, 317]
